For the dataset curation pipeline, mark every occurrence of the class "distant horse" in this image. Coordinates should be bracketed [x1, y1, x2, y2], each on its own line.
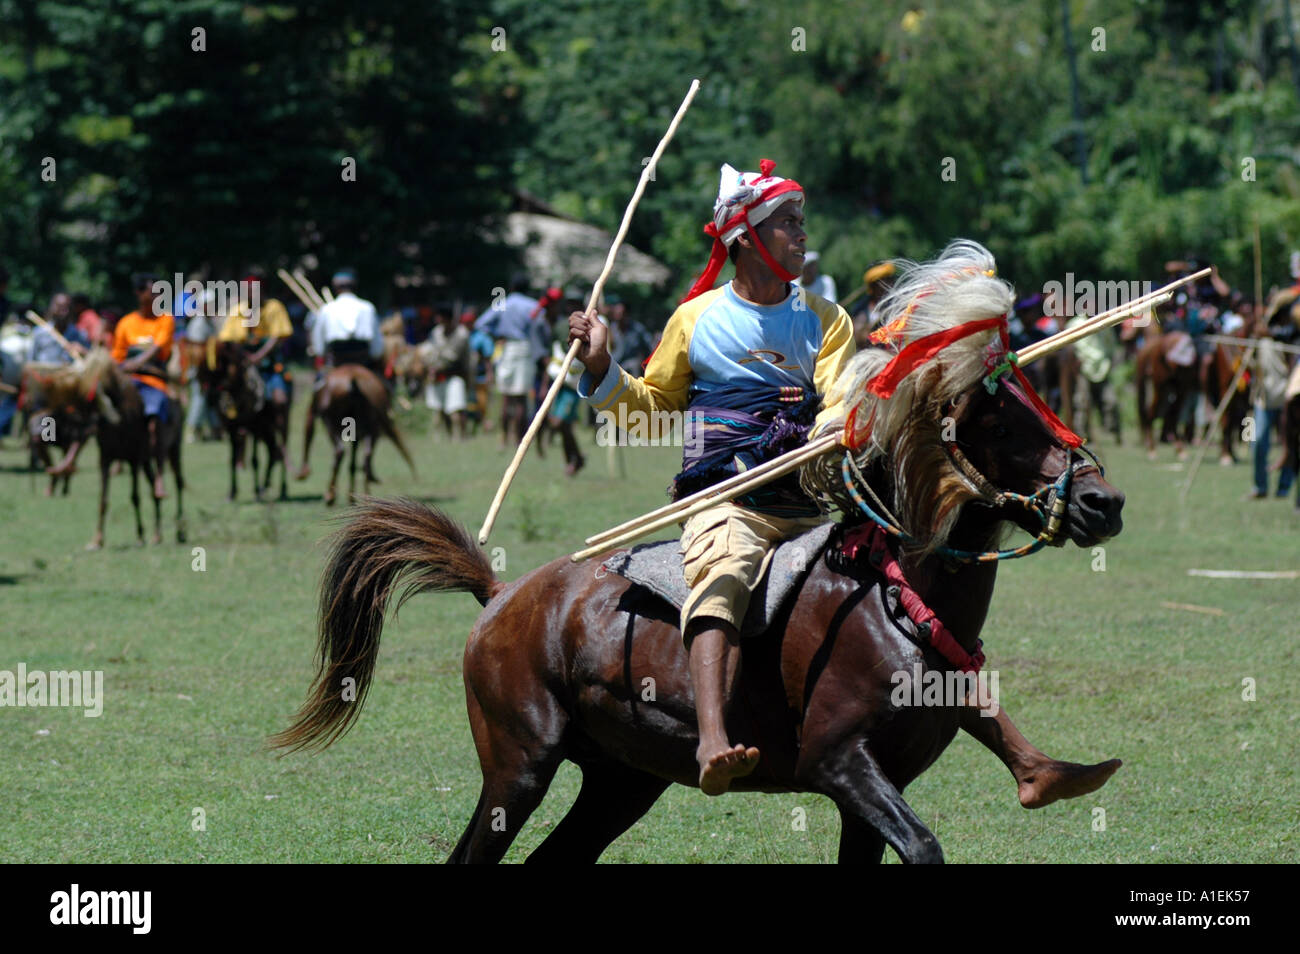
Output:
[296, 363, 415, 506]
[274, 243, 1124, 863]
[21, 362, 93, 496]
[1202, 337, 1250, 465]
[1135, 330, 1198, 458]
[47, 351, 185, 548]
[201, 342, 291, 501]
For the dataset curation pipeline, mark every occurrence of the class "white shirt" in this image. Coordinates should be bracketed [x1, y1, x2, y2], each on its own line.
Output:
[798, 273, 837, 303]
[310, 291, 383, 358]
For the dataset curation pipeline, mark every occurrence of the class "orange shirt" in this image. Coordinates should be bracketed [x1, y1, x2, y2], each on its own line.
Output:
[112, 310, 175, 391]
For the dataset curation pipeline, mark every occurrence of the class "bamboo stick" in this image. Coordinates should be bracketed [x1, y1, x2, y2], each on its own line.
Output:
[572, 430, 840, 562]
[292, 270, 328, 311]
[25, 311, 86, 370]
[838, 282, 869, 310]
[478, 79, 702, 545]
[1203, 333, 1300, 356]
[277, 268, 321, 312]
[584, 431, 840, 547]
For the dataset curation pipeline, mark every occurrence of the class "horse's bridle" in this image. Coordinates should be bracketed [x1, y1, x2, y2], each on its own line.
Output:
[840, 398, 1104, 565]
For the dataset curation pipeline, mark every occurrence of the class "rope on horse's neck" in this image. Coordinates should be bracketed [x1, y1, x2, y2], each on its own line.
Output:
[841, 450, 1060, 564]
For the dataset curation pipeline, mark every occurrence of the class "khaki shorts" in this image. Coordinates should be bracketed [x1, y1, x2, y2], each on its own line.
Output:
[679, 501, 825, 644]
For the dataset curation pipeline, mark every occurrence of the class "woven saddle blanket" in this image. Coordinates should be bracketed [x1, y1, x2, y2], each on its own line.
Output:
[598, 522, 837, 639]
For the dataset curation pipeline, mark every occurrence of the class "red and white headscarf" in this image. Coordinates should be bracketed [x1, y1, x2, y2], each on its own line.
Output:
[680, 159, 804, 302]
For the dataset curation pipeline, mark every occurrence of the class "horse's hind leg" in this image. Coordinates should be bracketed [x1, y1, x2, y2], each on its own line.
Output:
[130, 463, 148, 545]
[347, 436, 358, 503]
[525, 761, 669, 864]
[325, 435, 345, 506]
[808, 740, 943, 864]
[172, 438, 186, 543]
[448, 685, 567, 864]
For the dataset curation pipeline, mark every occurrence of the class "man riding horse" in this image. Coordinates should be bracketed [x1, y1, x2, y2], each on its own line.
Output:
[568, 160, 1117, 805]
[216, 268, 294, 416]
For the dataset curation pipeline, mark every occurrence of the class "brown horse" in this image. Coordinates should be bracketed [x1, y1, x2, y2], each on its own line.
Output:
[295, 364, 415, 506]
[201, 342, 291, 501]
[274, 245, 1126, 862]
[46, 352, 185, 549]
[22, 363, 93, 497]
[1135, 330, 1198, 457]
[1202, 337, 1251, 465]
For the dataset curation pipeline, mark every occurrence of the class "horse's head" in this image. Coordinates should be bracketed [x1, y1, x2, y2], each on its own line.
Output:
[807, 238, 1124, 557]
[948, 377, 1124, 547]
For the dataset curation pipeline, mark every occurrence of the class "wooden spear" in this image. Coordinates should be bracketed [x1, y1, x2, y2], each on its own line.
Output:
[571, 430, 838, 562]
[277, 268, 322, 312]
[477, 79, 702, 545]
[26, 311, 86, 370]
[582, 432, 839, 548]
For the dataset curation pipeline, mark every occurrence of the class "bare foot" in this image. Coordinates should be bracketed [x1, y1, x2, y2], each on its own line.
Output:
[295, 465, 311, 481]
[85, 537, 103, 551]
[1018, 758, 1122, 809]
[698, 743, 761, 796]
[324, 487, 336, 507]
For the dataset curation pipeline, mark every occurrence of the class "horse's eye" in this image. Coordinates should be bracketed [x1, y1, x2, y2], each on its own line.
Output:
[993, 424, 1010, 439]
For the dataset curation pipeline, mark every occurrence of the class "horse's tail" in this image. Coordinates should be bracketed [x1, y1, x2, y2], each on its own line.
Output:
[269, 497, 499, 754]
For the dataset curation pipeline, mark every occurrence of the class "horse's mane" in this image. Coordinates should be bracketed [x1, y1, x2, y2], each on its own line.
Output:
[805, 239, 1016, 555]
[29, 348, 116, 408]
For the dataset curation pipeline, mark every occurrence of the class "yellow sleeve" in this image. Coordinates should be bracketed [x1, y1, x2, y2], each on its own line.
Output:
[809, 299, 857, 437]
[217, 313, 247, 343]
[579, 297, 703, 417]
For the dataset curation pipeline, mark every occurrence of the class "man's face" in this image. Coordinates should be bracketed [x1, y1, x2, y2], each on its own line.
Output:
[135, 282, 155, 313]
[48, 293, 71, 321]
[748, 198, 806, 277]
[611, 303, 626, 323]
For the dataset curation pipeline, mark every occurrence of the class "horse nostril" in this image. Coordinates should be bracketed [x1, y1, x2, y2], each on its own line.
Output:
[1080, 488, 1124, 530]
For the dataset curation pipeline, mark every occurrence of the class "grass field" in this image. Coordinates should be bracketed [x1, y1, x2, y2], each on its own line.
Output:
[2, 382, 1297, 864]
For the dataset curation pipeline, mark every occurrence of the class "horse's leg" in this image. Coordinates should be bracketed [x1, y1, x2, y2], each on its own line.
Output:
[448, 672, 568, 864]
[348, 434, 358, 503]
[251, 429, 263, 500]
[806, 739, 943, 864]
[88, 457, 110, 550]
[146, 456, 163, 545]
[295, 401, 316, 480]
[361, 434, 375, 496]
[525, 762, 669, 864]
[958, 702, 1121, 809]
[130, 462, 148, 545]
[172, 435, 186, 543]
[228, 431, 239, 501]
[837, 809, 886, 864]
[325, 433, 344, 506]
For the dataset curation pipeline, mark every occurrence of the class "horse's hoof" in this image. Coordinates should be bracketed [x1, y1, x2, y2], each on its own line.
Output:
[85, 540, 102, 552]
[151, 535, 163, 546]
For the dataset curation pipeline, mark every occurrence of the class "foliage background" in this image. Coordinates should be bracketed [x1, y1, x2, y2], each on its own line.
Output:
[2, 0, 1300, 313]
